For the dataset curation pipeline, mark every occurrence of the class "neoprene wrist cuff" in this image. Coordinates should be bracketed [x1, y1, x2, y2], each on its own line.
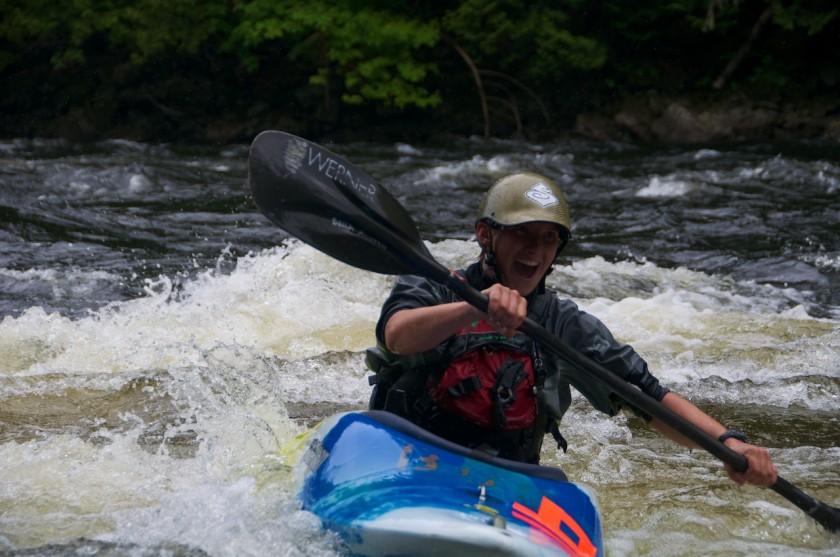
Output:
[718, 429, 749, 444]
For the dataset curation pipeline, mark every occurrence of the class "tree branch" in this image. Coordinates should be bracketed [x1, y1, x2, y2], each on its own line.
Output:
[479, 69, 550, 125]
[712, 4, 774, 90]
[444, 36, 490, 137]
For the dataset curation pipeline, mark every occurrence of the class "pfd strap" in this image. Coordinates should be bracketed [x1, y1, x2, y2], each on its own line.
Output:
[548, 420, 568, 453]
[447, 376, 482, 397]
[494, 359, 527, 404]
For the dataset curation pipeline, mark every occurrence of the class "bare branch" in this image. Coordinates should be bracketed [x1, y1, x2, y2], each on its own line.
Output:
[444, 37, 490, 138]
[479, 70, 550, 125]
[712, 4, 774, 90]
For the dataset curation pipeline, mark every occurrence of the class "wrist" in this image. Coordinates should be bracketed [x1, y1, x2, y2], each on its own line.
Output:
[718, 429, 749, 445]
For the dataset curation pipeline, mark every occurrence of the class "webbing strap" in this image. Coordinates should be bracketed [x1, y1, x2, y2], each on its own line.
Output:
[447, 376, 482, 397]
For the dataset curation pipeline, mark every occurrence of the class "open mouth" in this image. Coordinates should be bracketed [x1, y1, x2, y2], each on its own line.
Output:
[513, 259, 540, 279]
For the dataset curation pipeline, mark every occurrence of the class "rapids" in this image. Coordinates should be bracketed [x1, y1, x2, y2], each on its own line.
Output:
[0, 136, 838, 556]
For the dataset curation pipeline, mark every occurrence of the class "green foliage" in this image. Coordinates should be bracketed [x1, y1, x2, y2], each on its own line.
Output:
[442, 0, 607, 83]
[1, 0, 838, 133]
[743, 55, 794, 89]
[229, 0, 440, 108]
[0, 0, 230, 70]
[0, 0, 72, 69]
[672, 0, 840, 92]
[0, 1, 63, 44]
[772, 1, 839, 35]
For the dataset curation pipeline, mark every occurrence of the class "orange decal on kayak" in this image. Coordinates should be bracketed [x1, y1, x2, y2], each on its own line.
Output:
[512, 496, 596, 557]
[418, 454, 438, 470]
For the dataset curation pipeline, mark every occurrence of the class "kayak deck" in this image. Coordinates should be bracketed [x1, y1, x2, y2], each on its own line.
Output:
[296, 411, 604, 557]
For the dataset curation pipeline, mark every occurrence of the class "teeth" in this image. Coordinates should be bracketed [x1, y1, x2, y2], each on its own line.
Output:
[517, 259, 539, 267]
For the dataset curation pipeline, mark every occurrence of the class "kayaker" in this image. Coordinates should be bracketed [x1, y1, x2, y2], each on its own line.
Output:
[366, 172, 777, 487]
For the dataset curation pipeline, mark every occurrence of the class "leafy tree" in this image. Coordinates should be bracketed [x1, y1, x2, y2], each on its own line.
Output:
[0, 0, 231, 70]
[442, 0, 606, 83]
[674, 0, 839, 91]
[228, 0, 440, 109]
[0, 0, 837, 140]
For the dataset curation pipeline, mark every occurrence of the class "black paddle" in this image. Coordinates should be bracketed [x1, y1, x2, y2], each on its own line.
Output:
[248, 130, 840, 534]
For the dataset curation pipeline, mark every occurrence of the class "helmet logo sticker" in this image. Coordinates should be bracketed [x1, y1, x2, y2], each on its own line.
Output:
[524, 183, 559, 207]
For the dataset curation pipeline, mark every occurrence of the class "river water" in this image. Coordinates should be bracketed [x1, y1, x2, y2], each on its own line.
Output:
[0, 135, 838, 556]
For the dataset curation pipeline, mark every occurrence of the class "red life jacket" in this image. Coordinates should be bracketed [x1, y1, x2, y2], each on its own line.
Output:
[428, 320, 540, 431]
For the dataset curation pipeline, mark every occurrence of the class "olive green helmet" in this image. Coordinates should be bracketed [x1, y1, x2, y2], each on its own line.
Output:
[477, 173, 571, 241]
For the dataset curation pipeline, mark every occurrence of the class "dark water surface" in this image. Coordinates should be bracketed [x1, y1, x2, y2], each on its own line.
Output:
[2, 137, 837, 319]
[0, 136, 838, 556]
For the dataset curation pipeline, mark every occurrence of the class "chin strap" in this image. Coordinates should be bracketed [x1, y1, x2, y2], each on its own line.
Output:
[481, 225, 503, 283]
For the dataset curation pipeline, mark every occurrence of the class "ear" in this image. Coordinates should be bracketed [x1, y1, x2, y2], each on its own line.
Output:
[475, 220, 492, 249]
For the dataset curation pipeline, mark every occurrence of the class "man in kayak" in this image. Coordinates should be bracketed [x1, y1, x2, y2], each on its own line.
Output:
[366, 172, 777, 487]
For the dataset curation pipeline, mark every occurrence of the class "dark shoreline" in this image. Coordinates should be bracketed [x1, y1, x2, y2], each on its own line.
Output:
[3, 92, 839, 147]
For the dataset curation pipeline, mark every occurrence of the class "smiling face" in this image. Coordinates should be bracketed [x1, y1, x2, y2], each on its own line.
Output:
[476, 220, 562, 296]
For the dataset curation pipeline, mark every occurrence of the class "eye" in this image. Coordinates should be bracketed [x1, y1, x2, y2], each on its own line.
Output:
[542, 230, 560, 243]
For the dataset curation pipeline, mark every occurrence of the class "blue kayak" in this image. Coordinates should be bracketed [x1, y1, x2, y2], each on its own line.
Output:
[295, 411, 604, 557]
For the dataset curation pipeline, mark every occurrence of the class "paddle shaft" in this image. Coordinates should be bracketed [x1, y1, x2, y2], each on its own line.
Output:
[248, 130, 839, 533]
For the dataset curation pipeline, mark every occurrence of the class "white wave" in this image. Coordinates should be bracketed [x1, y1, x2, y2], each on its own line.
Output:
[810, 252, 840, 271]
[396, 143, 423, 156]
[551, 255, 815, 314]
[0, 266, 120, 307]
[128, 173, 153, 193]
[409, 154, 514, 188]
[814, 160, 840, 194]
[636, 175, 694, 197]
[693, 149, 721, 160]
[0, 243, 388, 376]
[415, 151, 575, 187]
[545, 254, 840, 403]
[100, 138, 157, 153]
[2, 241, 837, 409]
[0, 382, 325, 557]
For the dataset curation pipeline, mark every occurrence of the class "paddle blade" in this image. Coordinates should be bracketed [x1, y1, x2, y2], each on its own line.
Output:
[248, 131, 432, 276]
[813, 502, 840, 534]
[771, 478, 840, 534]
